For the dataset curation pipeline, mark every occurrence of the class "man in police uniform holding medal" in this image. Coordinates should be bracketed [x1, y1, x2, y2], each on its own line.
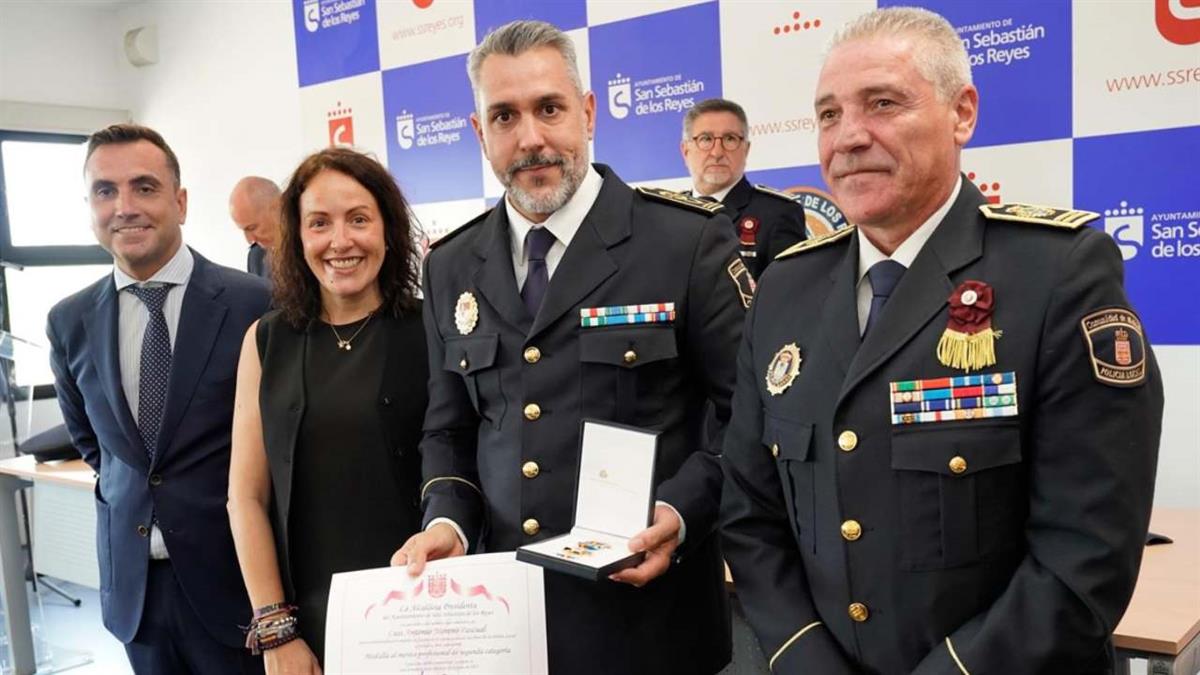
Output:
[721, 7, 1163, 674]
[393, 19, 742, 675]
[680, 98, 808, 282]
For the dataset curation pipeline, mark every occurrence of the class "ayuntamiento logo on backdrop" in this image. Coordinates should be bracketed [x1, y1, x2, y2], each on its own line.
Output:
[889, 0, 1072, 148]
[293, 0, 379, 86]
[1156, 0, 1200, 45]
[383, 54, 481, 204]
[590, 2, 722, 183]
[1075, 125, 1200, 345]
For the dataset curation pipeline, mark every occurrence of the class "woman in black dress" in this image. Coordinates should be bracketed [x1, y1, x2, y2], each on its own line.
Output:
[228, 148, 427, 674]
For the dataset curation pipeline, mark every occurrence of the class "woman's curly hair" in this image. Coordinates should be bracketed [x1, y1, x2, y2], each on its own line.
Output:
[273, 148, 421, 328]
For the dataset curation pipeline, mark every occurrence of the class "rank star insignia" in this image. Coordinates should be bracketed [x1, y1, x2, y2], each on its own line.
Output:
[455, 292, 479, 335]
[765, 343, 802, 396]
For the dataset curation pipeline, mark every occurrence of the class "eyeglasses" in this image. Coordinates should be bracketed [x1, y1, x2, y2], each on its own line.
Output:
[689, 133, 745, 151]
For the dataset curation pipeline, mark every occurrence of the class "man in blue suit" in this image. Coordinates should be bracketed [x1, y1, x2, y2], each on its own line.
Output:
[47, 124, 269, 674]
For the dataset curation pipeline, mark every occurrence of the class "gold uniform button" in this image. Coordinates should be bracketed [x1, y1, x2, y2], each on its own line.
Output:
[459, 358, 468, 370]
[522, 461, 540, 479]
[136, 525, 149, 537]
[841, 519, 862, 541]
[837, 430, 858, 452]
[623, 349, 638, 364]
[949, 456, 968, 474]
[524, 403, 541, 421]
[524, 347, 541, 364]
[522, 518, 540, 536]
[771, 443, 780, 458]
[848, 602, 869, 622]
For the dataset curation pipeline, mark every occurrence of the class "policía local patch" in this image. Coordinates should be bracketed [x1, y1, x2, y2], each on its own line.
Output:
[727, 259, 756, 309]
[1080, 308, 1147, 387]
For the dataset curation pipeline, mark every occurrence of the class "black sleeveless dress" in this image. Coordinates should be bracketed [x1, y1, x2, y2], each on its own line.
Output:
[277, 315, 421, 663]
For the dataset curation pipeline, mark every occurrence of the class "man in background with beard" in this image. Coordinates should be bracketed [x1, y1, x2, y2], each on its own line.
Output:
[393, 19, 744, 675]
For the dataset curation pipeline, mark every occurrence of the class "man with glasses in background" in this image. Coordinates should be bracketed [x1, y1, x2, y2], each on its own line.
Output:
[681, 98, 807, 282]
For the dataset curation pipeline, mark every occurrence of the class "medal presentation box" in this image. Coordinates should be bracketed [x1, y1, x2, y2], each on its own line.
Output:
[517, 420, 659, 581]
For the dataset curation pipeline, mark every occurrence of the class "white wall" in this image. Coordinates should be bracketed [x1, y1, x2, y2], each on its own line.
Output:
[0, 2, 125, 111]
[0, 1, 1195, 507]
[114, 0, 304, 270]
[1153, 347, 1200, 508]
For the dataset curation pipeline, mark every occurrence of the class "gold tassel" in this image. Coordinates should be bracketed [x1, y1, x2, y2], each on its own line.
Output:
[936, 328, 1002, 373]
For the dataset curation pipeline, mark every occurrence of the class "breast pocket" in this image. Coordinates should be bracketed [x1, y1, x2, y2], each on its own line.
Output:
[762, 413, 816, 553]
[579, 325, 678, 424]
[444, 334, 505, 428]
[891, 423, 1025, 570]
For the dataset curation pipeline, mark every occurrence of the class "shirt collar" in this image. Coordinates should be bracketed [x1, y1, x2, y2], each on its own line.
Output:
[113, 243, 195, 291]
[508, 164, 604, 261]
[856, 175, 962, 282]
[693, 180, 736, 204]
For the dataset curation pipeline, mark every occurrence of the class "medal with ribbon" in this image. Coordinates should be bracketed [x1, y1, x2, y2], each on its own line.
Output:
[937, 280, 1002, 373]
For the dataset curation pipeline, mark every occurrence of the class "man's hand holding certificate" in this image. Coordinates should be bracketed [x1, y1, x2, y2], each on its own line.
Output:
[324, 554, 547, 675]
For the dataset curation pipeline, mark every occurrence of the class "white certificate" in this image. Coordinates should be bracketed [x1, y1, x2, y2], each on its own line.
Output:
[324, 553, 547, 674]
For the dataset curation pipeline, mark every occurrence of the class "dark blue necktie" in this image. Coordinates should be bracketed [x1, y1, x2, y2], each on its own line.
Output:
[521, 227, 556, 317]
[864, 260, 906, 336]
[127, 284, 174, 463]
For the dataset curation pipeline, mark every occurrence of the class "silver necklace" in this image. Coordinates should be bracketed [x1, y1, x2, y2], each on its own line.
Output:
[328, 311, 375, 351]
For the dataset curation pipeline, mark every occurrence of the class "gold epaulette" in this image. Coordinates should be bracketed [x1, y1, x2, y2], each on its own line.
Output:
[754, 184, 798, 202]
[636, 186, 725, 215]
[429, 208, 490, 250]
[775, 225, 856, 259]
[980, 203, 1099, 229]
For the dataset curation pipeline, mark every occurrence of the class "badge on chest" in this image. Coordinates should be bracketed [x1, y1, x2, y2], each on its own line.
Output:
[765, 343, 803, 395]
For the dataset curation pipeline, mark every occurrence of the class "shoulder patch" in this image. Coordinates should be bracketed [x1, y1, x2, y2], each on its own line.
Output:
[636, 186, 725, 215]
[980, 202, 1099, 229]
[429, 208, 491, 251]
[753, 184, 798, 203]
[726, 258, 755, 309]
[775, 224, 856, 260]
[1079, 307, 1147, 387]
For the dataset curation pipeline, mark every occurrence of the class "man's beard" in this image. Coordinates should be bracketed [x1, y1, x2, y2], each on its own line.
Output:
[502, 149, 588, 216]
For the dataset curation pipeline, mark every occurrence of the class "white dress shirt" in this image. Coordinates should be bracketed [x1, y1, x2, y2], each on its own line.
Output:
[692, 181, 736, 203]
[855, 176, 962, 336]
[112, 243, 194, 558]
[506, 164, 603, 290]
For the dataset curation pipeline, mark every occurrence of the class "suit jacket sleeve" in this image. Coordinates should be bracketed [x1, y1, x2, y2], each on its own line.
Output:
[912, 230, 1163, 674]
[654, 214, 744, 556]
[720, 297, 859, 674]
[46, 313, 101, 472]
[418, 254, 485, 548]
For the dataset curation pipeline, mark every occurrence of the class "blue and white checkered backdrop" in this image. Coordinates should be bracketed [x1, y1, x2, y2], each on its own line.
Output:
[292, 0, 1200, 345]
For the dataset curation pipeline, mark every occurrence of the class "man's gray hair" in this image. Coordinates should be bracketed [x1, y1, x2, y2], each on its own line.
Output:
[468, 20, 583, 101]
[682, 98, 749, 141]
[828, 7, 972, 101]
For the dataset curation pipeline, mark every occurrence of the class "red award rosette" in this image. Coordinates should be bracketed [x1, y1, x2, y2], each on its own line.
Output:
[936, 280, 1002, 372]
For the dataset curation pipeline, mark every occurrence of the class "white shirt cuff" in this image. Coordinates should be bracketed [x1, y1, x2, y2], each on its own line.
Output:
[427, 517, 469, 553]
[656, 500, 686, 545]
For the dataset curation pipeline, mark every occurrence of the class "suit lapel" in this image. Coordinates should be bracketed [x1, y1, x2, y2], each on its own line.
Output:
[84, 279, 148, 471]
[722, 177, 753, 221]
[819, 241, 862, 379]
[839, 182, 987, 400]
[527, 166, 629, 339]
[156, 253, 227, 465]
[471, 206, 532, 335]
